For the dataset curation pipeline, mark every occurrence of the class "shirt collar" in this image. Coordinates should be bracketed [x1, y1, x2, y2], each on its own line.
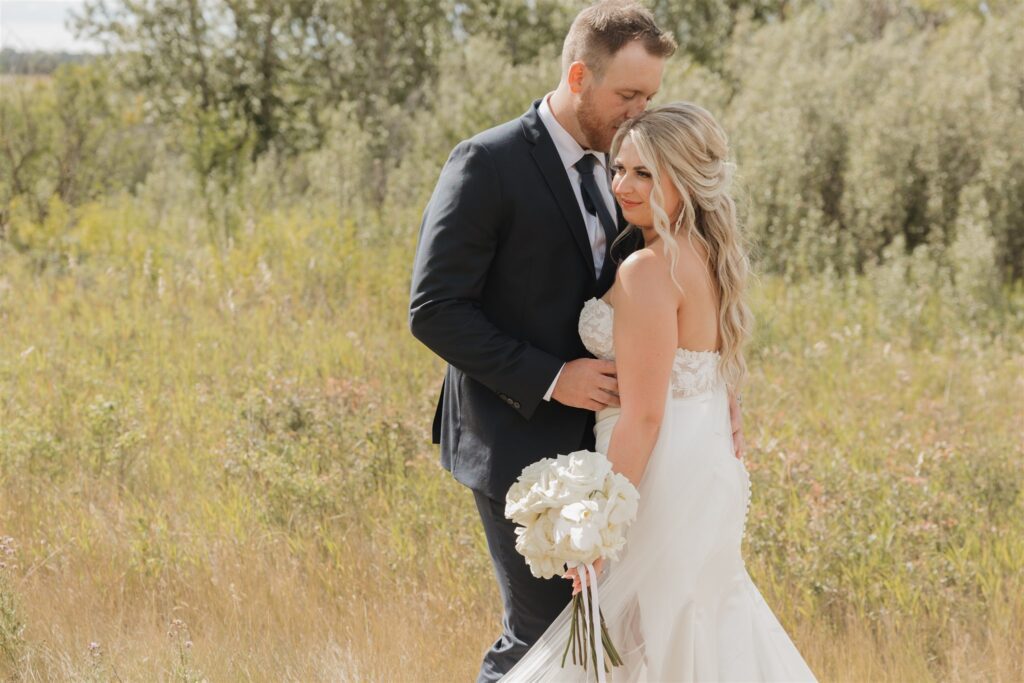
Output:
[538, 93, 606, 173]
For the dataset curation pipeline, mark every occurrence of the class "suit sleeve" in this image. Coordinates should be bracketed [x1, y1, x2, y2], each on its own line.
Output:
[409, 139, 563, 420]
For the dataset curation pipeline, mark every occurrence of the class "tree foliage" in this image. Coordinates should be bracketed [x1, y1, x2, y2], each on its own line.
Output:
[70, 0, 452, 168]
[0, 63, 153, 242]
[2, 0, 1021, 283]
[0, 48, 94, 75]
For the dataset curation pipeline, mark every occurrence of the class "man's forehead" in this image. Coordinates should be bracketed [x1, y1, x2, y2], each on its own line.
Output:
[601, 44, 665, 93]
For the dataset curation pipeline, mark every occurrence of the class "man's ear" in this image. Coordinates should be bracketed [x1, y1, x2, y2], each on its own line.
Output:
[567, 61, 587, 94]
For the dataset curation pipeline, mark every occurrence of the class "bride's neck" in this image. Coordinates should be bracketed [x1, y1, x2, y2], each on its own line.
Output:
[640, 226, 661, 248]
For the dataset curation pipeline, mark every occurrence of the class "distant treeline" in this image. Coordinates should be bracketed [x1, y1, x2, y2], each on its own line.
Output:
[1, 0, 1022, 285]
[0, 48, 95, 75]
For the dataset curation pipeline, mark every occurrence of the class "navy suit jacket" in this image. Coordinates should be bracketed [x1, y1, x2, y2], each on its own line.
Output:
[409, 100, 634, 501]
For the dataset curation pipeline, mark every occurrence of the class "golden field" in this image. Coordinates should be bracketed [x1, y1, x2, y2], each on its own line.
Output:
[2, 2, 1023, 680]
[0, 192, 1021, 680]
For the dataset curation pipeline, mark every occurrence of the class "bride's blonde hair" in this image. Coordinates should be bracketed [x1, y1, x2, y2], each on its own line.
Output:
[610, 102, 752, 389]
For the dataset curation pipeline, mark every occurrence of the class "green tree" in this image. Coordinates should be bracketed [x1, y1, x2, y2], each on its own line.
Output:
[70, 0, 452, 165]
[648, 0, 806, 71]
[457, 0, 578, 64]
[0, 62, 153, 244]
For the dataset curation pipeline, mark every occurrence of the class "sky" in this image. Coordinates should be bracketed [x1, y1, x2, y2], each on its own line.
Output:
[0, 0, 103, 53]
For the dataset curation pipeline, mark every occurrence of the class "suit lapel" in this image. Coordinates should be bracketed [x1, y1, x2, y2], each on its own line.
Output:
[521, 102, 597, 281]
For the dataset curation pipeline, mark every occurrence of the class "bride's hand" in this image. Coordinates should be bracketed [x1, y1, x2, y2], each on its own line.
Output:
[729, 391, 745, 459]
[562, 558, 605, 596]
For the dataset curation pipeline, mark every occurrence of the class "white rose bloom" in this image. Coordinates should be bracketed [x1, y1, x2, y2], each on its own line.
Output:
[532, 466, 571, 507]
[555, 451, 612, 498]
[599, 523, 628, 560]
[604, 473, 640, 526]
[515, 512, 565, 578]
[506, 449, 639, 576]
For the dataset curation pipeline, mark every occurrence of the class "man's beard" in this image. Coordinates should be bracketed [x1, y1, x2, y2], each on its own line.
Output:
[577, 89, 613, 152]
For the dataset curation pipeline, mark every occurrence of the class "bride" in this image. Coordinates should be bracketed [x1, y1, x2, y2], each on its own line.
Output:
[503, 102, 817, 681]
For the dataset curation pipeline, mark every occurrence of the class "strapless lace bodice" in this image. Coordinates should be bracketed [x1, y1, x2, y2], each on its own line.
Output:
[578, 297, 723, 398]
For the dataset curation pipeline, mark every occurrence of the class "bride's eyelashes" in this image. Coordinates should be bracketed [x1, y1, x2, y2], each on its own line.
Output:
[611, 164, 651, 179]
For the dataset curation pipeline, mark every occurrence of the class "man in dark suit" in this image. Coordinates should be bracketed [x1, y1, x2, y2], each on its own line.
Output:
[409, 3, 678, 681]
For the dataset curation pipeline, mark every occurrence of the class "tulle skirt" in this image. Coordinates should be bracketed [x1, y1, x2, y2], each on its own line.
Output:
[503, 381, 817, 682]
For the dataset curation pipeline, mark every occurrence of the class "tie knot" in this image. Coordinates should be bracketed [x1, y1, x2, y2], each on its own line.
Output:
[574, 154, 597, 176]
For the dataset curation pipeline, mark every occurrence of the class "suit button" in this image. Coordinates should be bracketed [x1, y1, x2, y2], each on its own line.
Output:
[513, 401, 521, 409]
[506, 398, 514, 405]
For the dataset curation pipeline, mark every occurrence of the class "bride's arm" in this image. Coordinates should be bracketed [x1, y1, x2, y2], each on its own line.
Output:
[605, 250, 678, 488]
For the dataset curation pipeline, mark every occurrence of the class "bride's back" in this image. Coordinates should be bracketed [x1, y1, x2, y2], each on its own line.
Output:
[610, 233, 721, 354]
[668, 235, 721, 353]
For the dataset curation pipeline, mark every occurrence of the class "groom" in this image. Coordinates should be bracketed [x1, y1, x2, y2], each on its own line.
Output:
[410, 3, 680, 681]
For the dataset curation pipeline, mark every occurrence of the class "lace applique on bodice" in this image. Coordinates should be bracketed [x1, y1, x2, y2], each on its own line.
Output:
[578, 297, 723, 398]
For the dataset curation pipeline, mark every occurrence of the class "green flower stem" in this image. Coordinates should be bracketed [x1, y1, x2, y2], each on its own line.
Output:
[560, 587, 626, 678]
[562, 594, 579, 667]
[600, 610, 622, 666]
[578, 596, 584, 665]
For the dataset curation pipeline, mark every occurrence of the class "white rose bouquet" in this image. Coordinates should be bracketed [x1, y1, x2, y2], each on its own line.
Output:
[505, 450, 640, 681]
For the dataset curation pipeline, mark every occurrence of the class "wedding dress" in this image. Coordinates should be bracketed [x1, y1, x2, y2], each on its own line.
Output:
[503, 297, 817, 682]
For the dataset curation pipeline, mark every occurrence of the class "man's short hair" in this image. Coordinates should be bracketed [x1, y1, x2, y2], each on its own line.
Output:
[562, 1, 677, 78]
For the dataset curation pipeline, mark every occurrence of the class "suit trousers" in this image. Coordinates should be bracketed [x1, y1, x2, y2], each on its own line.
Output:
[472, 488, 574, 683]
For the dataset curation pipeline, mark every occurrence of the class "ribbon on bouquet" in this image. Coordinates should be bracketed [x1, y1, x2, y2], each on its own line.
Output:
[579, 561, 606, 683]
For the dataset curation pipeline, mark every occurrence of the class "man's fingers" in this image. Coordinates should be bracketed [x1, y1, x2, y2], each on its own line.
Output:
[595, 360, 617, 376]
[587, 390, 619, 410]
[597, 374, 618, 393]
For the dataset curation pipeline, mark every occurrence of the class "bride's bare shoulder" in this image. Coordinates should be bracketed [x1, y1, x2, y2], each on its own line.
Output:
[612, 247, 677, 305]
[619, 246, 667, 275]
[622, 240, 713, 290]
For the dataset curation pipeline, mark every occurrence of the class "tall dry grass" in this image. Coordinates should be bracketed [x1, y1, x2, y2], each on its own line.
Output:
[0, 189, 1021, 680]
[1, 4, 1023, 679]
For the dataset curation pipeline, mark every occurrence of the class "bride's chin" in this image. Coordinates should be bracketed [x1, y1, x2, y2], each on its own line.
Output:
[621, 212, 651, 230]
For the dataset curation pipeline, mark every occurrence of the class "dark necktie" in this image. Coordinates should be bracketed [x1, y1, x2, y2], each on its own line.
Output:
[574, 154, 619, 260]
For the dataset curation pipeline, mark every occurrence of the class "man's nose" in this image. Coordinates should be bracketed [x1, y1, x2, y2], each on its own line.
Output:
[627, 99, 647, 119]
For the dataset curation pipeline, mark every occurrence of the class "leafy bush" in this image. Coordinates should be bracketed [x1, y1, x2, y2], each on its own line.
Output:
[709, 1, 1024, 283]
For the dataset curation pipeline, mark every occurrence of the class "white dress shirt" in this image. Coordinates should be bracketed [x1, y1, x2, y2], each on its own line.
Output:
[537, 94, 618, 274]
[537, 93, 618, 402]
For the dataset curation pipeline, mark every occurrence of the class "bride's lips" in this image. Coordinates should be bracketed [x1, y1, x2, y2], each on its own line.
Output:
[618, 198, 642, 208]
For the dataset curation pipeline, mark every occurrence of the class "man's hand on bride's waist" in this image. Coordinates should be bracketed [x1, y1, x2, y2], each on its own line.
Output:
[551, 358, 619, 412]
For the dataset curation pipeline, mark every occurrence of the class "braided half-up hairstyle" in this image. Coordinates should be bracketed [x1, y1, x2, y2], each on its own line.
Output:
[610, 102, 753, 390]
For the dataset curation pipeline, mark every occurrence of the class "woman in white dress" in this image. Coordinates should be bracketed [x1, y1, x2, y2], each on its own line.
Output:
[503, 102, 817, 682]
